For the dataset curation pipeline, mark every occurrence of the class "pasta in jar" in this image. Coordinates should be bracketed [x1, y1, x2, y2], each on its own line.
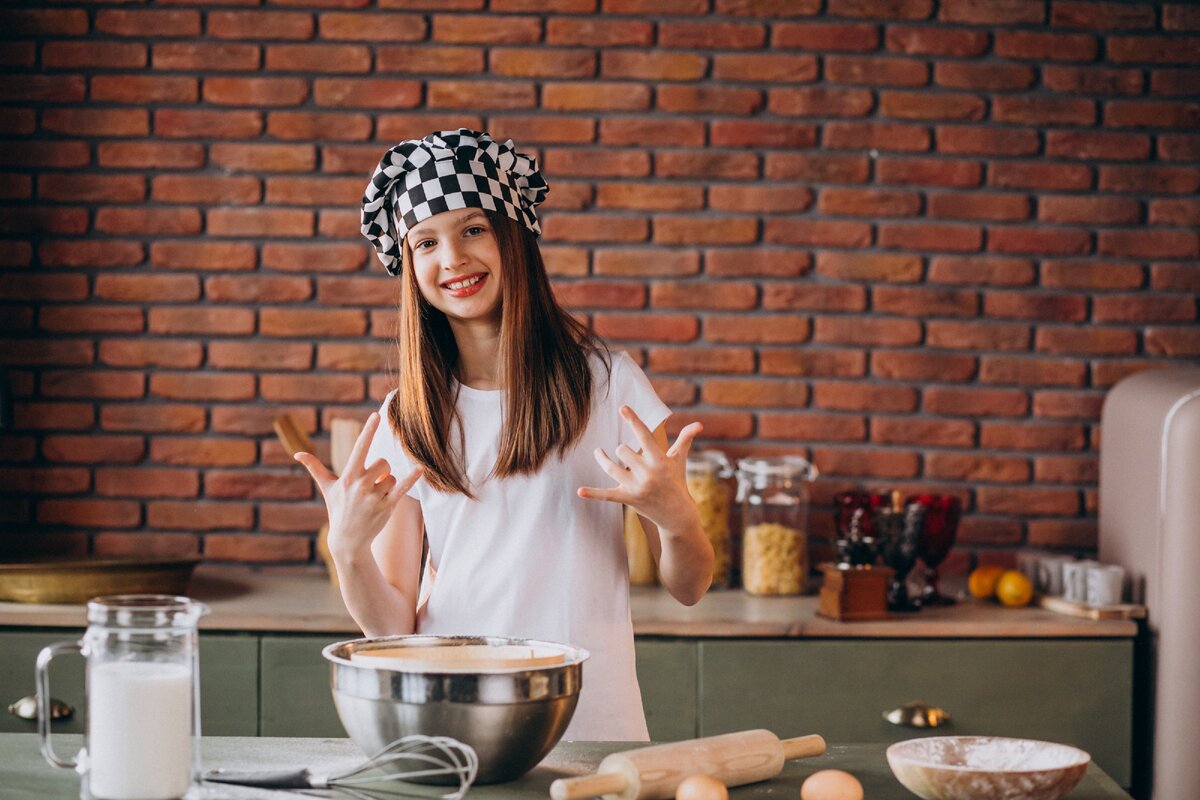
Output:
[686, 469, 731, 587]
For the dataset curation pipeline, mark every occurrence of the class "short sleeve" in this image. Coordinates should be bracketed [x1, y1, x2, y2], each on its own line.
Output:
[610, 352, 671, 450]
[365, 390, 420, 499]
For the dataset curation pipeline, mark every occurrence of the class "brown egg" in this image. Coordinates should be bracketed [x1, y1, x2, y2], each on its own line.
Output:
[799, 769, 863, 800]
[675, 774, 729, 800]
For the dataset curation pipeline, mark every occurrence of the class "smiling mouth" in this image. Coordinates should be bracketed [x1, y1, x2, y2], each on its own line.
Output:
[441, 273, 488, 297]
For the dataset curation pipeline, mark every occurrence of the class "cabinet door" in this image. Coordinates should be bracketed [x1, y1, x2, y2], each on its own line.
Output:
[699, 639, 1132, 787]
[259, 634, 347, 738]
[635, 639, 697, 741]
[0, 631, 86, 735]
[199, 634, 258, 736]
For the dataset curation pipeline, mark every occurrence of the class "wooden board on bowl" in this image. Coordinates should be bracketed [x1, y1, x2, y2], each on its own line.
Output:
[350, 644, 566, 671]
[1037, 594, 1146, 621]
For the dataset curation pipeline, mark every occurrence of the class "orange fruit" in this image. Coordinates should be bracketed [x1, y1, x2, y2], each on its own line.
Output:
[967, 565, 1005, 599]
[996, 570, 1034, 607]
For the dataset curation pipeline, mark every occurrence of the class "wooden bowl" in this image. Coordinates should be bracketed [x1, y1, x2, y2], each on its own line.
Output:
[0, 557, 200, 604]
[886, 736, 1090, 800]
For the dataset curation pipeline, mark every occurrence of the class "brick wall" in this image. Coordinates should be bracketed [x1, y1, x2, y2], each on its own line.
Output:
[1, 1, 1197, 571]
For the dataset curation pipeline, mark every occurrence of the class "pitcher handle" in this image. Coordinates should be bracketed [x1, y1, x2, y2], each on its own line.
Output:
[36, 641, 83, 770]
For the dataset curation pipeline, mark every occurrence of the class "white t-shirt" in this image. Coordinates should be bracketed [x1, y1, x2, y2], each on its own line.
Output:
[365, 350, 670, 741]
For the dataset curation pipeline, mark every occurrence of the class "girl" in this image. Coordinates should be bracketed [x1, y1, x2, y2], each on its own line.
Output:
[295, 130, 713, 741]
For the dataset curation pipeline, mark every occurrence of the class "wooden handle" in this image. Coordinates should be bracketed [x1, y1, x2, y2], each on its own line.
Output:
[273, 414, 313, 457]
[780, 734, 826, 761]
[550, 772, 628, 800]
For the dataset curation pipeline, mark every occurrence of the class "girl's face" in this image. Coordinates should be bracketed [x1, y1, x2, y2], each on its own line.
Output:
[406, 209, 503, 326]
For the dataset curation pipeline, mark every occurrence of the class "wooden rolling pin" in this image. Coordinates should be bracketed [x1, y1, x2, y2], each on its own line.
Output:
[550, 729, 825, 800]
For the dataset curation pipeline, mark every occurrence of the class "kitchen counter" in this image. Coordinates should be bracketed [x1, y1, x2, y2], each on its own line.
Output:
[0, 733, 1132, 800]
[0, 564, 1138, 638]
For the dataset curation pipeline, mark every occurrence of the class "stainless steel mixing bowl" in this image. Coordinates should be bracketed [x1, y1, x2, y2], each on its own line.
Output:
[322, 635, 588, 784]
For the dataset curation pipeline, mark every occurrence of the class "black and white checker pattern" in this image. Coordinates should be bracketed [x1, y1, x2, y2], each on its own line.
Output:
[361, 129, 549, 276]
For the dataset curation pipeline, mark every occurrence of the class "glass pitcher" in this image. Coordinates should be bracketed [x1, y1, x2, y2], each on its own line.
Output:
[37, 595, 208, 800]
[737, 456, 819, 596]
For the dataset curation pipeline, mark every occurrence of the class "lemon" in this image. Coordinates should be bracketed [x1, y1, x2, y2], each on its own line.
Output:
[967, 565, 1005, 599]
[996, 570, 1034, 607]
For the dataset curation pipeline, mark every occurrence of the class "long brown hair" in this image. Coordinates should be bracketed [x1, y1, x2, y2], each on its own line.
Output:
[389, 211, 606, 497]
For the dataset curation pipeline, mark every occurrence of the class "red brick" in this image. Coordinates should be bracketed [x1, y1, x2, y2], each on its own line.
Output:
[921, 256, 1036, 287]
[432, 13, 540, 44]
[1038, 195, 1142, 224]
[706, 314, 810, 344]
[763, 283, 867, 312]
[761, 349, 865, 377]
[1041, 260, 1144, 290]
[934, 62, 1036, 91]
[42, 108, 149, 137]
[205, 470, 313, 501]
[1152, 68, 1200, 96]
[872, 417, 975, 447]
[816, 252, 922, 282]
[873, 351, 977, 382]
[95, 468, 199, 499]
[826, 55, 928, 87]
[813, 317, 922, 346]
[39, 306, 144, 334]
[153, 42, 261, 71]
[316, 276, 396, 307]
[207, 10, 313, 39]
[94, 534, 200, 559]
[546, 18, 652, 46]
[876, 157, 981, 188]
[1165, 3, 1200, 30]
[100, 339, 203, 369]
[703, 379, 808, 408]
[769, 87, 874, 117]
[542, 214, 648, 243]
[376, 44, 481, 74]
[0, 240, 32, 266]
[542, 247, 589, 277]
[492, 48, 596, 78]
[42, 435, 145, 464]
[1098, 229, 1198, 259]
[261, 374, 364, 403]
[984, 292, 1088, 322]
[705, 249, 811, 278]
[1092, 360, 1168, 388]
[265, 43, 371, 73]
[259, 308, 366, 337]
[0, 8, 88, 36]
[886, 26, 988, 56]
[203, 77, 308, 106]
[313, 78, 423, 109]
[977, 487, 1078, 516]
[1108, 36, 1200, 65]
[1146, 328, 1200, 357]
[764, 219, 872, 248]
[0, 42, 34, 68]
[938, 127, 1038, 157]
[924, 386, 1029, 417]
[811, 447, 920, 479]
[1093, 294, 1195, 323]
[988, 226, 1091, 256]
[1152, 264, 1200, 292]
[980, 356, 1087, 387]
[148, 308, 256, 336]
[1051, 1, 1155, 30]
[541, 82, 647, 111]
[95, 207, 200, 236]
[96, 9, 200, 37]
[98, 141, 205, 169]
[319, 12, 425, 41]
[993, 96, 1096, 125]
[926, 320, 1030, 351]
[14, 402, 95, 430]
[205, 533, 312, 562]
[1106, 100, 1200, 129]
[262, 243, 364, 273]
[1036, 327, 1137, 356]
[649, 347, 755, 375]
[1099, 165, 1200, 194]
[1159, 132, 1200, 164]
[150, 372, 254, 402]
[825, 122, 930, 152]
[0, 275, 88, 302]
[0, 467, 89, 494]
[208, 208, 312, 237]
[554, 281, 647, 309]
[708, 185, 813, 214]
[711, 120, 817, 149]
[43, 41, 147, 69]
[1027, 520, 1095, 549]
[39, 499, 141, 528]
[996, 30, 1098, 61]
[715, 0, 818, 14]
[1150, 199, 1200, 226]
[492, 0, 593, 9]
[760, 413, 865, 442]
[765, 153, 869, 183]
[940, 0, 1044, 24]
[37, 239, 145, 268]
[651, 282, 758, 311]
[0, 75, 85, 103]
[819, 188, 921, 217]
[879, 223, 982, 253]
[0, 173, 31, 200]
[155, 109, 263, 139]
[153, 175, 260, 205]
[591, 249, 696, 277]
[317, 342, 392, 371]
[601, 51, 704, 81]
[714, 54, 818, 82]
[211, 406, 317, 437]
[813, 381, 917, 412]
[990, 161, 1093, 191]
[1042, 65, 1143, 95]
[773, 22, 881, 51]
[928, 192, 1030, 222]
[656, 151, 761, 180]
[148, 501, 254, 531]
[150, 437, 257, 467]
[881, 91, 986, 121]
[659, 20, 765, 49]
[598, 118, 701, 147]
[657, 86, 764, 115]
[100, 405, 204, 434]
[927, 452, 1029, 483]
[826, 0, 932, 19]
[150, 241, 256, 272]
[208, 342, 312, 370]
[593, 314, 699, 343]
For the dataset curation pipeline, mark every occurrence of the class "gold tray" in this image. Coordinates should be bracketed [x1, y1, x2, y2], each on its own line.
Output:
[0, 557, 201, 604]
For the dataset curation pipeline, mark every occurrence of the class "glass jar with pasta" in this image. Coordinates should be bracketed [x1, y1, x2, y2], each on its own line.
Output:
[686, 450, 734, 589]
[736, 456, 819, 596]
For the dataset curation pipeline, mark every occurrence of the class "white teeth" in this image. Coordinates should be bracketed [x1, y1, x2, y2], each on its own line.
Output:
[444, 275, 483, 291]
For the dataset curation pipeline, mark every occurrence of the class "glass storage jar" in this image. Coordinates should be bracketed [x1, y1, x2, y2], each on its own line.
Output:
[737, 456, 819, 596]
[686, 449, 734, 589]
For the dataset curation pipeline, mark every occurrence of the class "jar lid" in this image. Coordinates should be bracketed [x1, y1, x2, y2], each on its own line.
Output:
[87, 594, 209, 629]
[736, 455, 819, 481]
[687, 449, 732, 477]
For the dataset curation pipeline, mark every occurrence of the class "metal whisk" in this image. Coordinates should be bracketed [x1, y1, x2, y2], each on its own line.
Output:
[204, 734, 479, 800]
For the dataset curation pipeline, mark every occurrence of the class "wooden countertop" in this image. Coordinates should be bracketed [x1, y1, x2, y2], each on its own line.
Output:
[0, 565, 1138, 638]
[0, 734, 1132, 800]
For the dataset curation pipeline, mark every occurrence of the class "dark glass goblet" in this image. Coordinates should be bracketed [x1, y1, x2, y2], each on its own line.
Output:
[907, 494, 962, 607]
[877, 502, 925, 612]
[833, 491, 889, 566]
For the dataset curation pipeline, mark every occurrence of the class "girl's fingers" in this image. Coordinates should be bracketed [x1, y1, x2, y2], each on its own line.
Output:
[346, 412, 381, 474]
[577, 485, 630, 504]
[613, 442, 646, 473]
[665, 421, 704, 459]
[365, 457, 391, 482]
[595, 448, 634, 485]
[374, 474, 398, 495]
[620, 405, 663, 458]
[294, 452, 336, 492]
[394, 466, 423, 495]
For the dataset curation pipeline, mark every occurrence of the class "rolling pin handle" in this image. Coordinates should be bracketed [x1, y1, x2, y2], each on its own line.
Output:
[780, 734, 826, 761]
[550, 772, 629, 800]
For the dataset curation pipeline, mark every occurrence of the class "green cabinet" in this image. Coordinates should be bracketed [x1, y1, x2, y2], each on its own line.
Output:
[635, 640, 697, 741]
[0, 632, 86, 735]
[259, 635, 345, 738]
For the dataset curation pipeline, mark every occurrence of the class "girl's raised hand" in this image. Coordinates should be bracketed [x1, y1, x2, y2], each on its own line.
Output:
[294, 412, 422, 559]
[578, 405, 703, 533]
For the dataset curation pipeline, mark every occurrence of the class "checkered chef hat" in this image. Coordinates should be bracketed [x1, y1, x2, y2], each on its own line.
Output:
[360, 129, 549, 276]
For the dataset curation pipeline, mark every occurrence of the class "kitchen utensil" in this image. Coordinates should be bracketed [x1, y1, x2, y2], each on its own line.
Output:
[331, 416, 364, 475]
[884, 700, 951, 728]
[37, 595, 208, 800]
[205, 734, 478, 800]
[0, 557, 200, 604]
[886, 736, 1089, 800]
[273, 412, 314, 457]
[324, 635, 587, 785]
[549, 729, 826, 800]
